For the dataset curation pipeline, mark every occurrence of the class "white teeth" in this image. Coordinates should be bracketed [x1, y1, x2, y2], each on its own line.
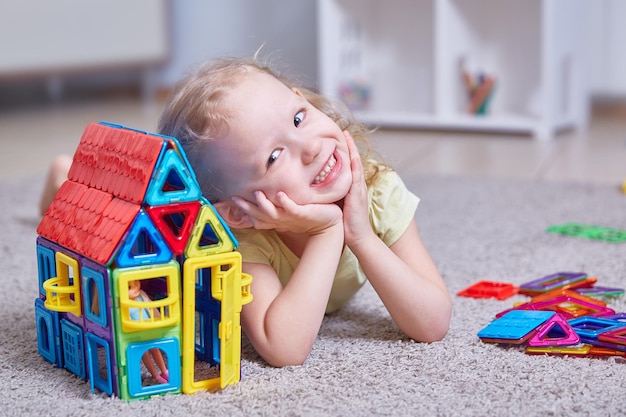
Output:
[313, 155, 336, 184]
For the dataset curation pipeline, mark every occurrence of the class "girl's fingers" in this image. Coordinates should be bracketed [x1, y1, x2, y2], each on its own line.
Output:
[343, 131, 364, 187]
[344, 130, 357, 157]
[232, 194, 267, 219]
[275, 191, 299, 212]
[253, 190, 281, 218]
[231, 195, 252, 212]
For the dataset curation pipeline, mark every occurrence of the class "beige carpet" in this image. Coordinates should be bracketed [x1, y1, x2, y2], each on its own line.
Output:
[1, 174, 625, 416]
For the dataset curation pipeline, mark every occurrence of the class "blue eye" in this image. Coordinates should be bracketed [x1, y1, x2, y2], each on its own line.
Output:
[267, 149, 281, 166]
[294, 110, 304, 127]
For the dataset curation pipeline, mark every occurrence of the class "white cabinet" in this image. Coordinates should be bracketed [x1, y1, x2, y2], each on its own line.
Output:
[0, 0, 169, 101]
[589, 0, 626, 97]
[317, 0, 591, 139]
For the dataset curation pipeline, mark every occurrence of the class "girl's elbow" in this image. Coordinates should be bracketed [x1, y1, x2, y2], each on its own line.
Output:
[265, 351, 309, 368]
[432, 307, 452, 341]
[414, 320, 450, 343]
[423, 319, 450, 342]
[415, 304, 452, 343]
[259, 339, 314, 367]
[432, 301, 453, 341]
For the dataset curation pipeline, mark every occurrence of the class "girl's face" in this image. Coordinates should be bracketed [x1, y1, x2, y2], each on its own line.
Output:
[210, 71, 352, 206]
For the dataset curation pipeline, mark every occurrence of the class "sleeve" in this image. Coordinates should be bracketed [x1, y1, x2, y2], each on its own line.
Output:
[232, 229, 276, 266]
[368, 170, 420, 247]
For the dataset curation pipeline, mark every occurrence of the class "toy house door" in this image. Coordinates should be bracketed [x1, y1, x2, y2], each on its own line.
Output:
[216, 255, 244, 389]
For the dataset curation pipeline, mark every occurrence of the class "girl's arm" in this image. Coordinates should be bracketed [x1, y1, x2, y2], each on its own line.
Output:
[342, 132, 451, 342]
[349, 220, 451, 342]
[234, 193, 345, 367]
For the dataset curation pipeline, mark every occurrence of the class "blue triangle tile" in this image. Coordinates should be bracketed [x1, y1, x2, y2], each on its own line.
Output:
[145, 149, 202, 206]
[116, 210, 173, 267]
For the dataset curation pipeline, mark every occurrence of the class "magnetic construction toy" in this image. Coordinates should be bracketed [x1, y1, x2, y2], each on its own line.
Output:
[465, 272, 626, 357]
[35, 122, 252, 400]
[547, 223, 626, 243]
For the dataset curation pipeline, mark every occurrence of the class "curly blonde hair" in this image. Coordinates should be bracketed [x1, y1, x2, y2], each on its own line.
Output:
[158, 57, 388, 202]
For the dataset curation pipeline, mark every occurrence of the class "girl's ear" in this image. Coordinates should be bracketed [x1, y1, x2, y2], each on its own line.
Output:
[213, 200, 253, 229]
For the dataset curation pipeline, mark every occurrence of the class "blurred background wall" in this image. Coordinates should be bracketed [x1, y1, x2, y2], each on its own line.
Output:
[0, 0, 318, 107]
[156, 0, 318, 87]
[0, 0, 624, 107]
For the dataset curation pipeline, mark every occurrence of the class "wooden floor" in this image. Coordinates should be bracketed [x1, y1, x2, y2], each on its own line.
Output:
[0, 96, 624, 187]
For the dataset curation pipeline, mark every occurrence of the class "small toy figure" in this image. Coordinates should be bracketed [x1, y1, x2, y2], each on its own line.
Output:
[128, 280, 169, 384]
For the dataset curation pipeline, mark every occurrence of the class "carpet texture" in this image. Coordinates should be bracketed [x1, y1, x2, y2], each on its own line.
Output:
[1, 174, 625, 417]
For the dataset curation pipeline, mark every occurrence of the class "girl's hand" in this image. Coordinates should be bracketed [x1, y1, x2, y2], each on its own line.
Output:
[231, 190, 343, 235]
[342, 130, 375, 248]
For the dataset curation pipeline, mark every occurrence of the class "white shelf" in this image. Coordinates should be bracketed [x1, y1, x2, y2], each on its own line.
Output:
[352, 110, 575, 135]
[317, 0, 591, 139]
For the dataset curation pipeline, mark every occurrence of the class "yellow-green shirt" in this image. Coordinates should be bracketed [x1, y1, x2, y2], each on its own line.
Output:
[232, 169, 419, 313]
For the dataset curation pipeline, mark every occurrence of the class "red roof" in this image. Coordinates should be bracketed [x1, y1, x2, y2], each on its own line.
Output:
[37, 123, 165, 264]
[68, 123, 165, 205]
[37, 181, 140, 265]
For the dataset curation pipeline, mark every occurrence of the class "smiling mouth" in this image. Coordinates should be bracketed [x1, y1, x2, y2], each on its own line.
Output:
[312, 154, 337, 185]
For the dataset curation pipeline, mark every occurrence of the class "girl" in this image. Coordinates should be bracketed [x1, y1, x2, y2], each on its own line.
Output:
[158, 58, 451, 367]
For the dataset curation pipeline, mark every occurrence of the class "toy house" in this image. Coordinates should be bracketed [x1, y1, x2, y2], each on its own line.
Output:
[34, 122, 252, 400]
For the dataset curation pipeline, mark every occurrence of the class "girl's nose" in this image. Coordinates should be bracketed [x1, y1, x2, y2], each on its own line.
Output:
[301, 137, 322, 165]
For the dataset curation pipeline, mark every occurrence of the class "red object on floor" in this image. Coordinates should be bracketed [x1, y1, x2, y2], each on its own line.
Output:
[457, 280, 519, 300]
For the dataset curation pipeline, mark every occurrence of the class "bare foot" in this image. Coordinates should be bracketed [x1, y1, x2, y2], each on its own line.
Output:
[39, 155, 72, 216]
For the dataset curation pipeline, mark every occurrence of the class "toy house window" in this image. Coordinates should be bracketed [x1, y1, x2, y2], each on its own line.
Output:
[117, 263, 181, 333]
[198, 223, 219, 248]
[195, 269, 203, 291]
[38, 315, 51, 352]
[83, 266, 107, 327]
[132, 230, 156, 254]
[192, 264, 224, 366]
[191, 307, 220, 386]
[164, 169, 185, 191]
[43, 252, 82, 317]
[195, 311, 205, 355]
[210, 315, 220, 364]
[35, 299, 57, 365]
[36, 245, 55, 295]
[127, 338, 180, 398]
[162, 212, 185, 238]
[195, 266, 212, 296]
[86, 333, 113, 395]
[61, 319, 85, 379]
